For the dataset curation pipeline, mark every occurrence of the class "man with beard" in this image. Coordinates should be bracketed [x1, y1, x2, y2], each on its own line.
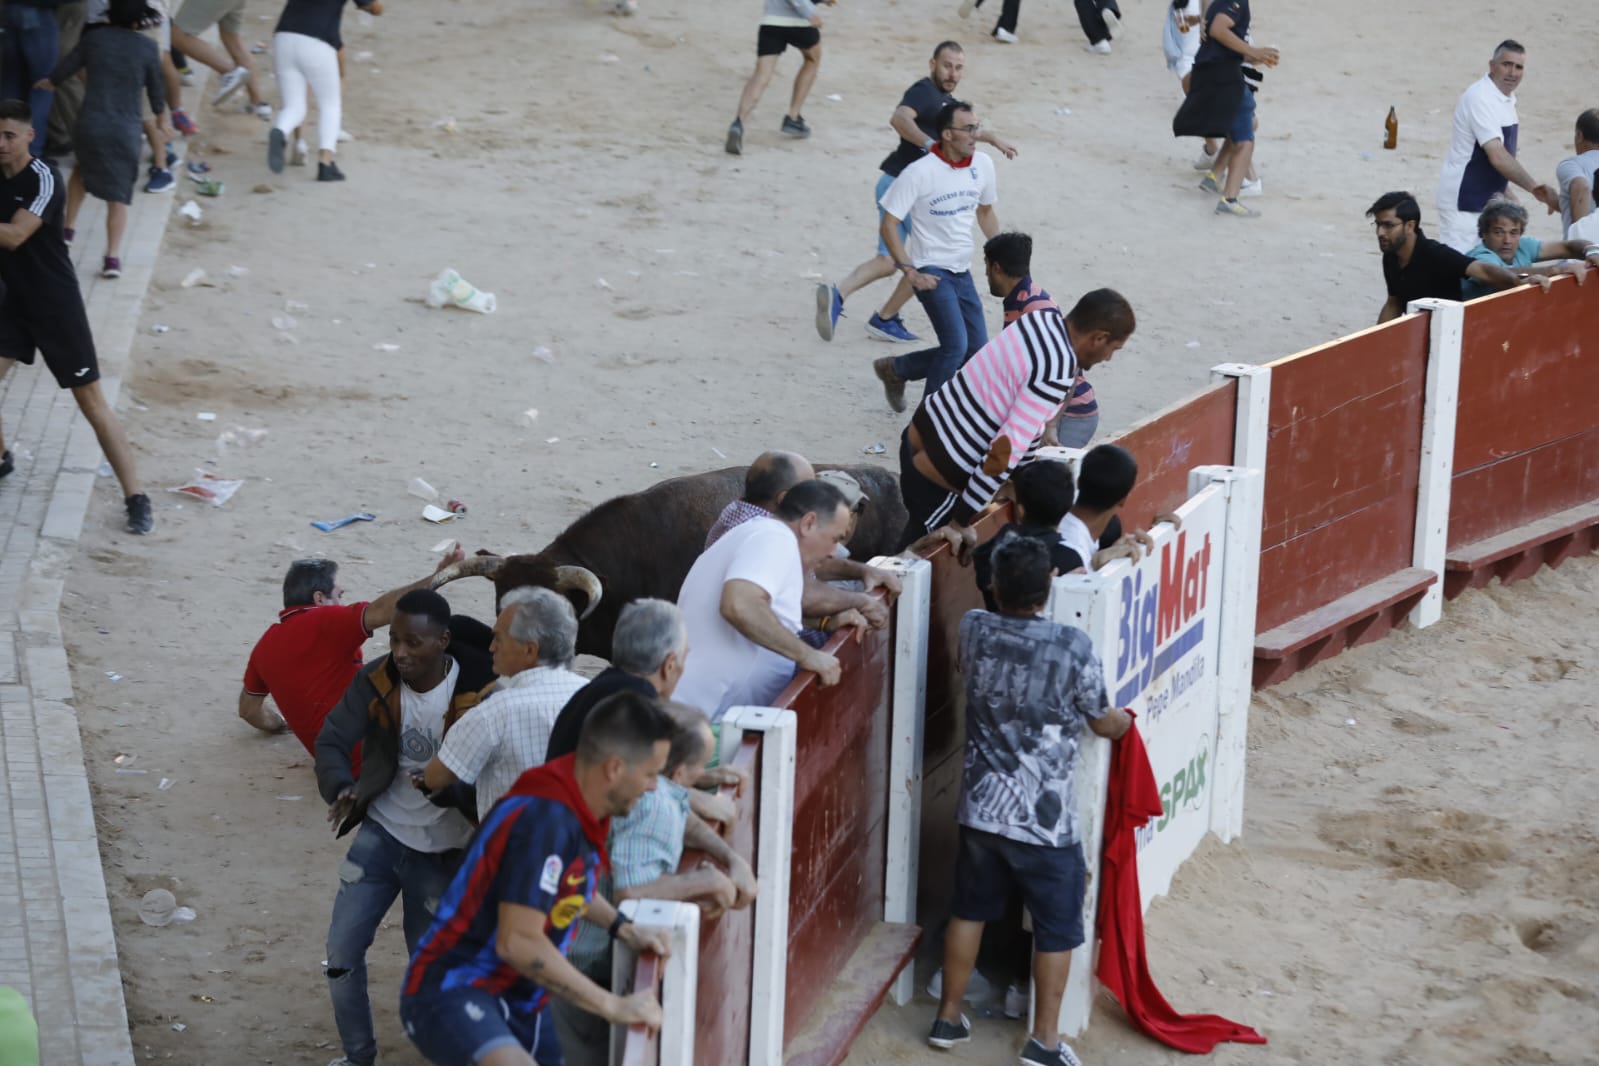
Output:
[1367, 191, 1517, 323]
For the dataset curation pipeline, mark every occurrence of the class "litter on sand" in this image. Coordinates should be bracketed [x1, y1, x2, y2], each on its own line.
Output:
[215, 426, 268, 452]
[310, 512, 376, 533]
[531, 346, 554, 364]
[408, 477, 440, 501]
[861, 442, 887, 455]
[150, 323, 171, 334]
[421, 504, 463, 524]
[426, 268, 496, 314]
[373, 342, 401, 352]
[180, 268, 207, 288]
[169, 470, 244, 507]
[179, 200, 202, 223]
[196, 411, 217, 421]
[429, 539, 458, 553]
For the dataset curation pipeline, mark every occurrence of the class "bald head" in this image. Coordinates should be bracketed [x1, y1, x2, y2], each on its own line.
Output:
[742, 450, 814, 508]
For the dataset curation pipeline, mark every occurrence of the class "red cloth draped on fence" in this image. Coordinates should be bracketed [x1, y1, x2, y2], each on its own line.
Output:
[1094, 717, 1267, 1054]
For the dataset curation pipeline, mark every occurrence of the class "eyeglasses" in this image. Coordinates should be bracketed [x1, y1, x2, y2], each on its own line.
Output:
[1372, 220, 1405, 231]
[953, 123, 981, 135]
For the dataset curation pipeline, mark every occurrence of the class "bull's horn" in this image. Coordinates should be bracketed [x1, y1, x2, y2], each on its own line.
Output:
[427, 555, 505, 588]
[553, 566, 603, 620]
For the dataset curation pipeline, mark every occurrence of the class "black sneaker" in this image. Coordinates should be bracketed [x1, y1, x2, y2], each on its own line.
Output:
[1019, 1037, 1084, 1066]
[0, 449, 13, 479]
[725, 118, 744, 155]
[267, 127, 286, 173]
[317, 161, 346, 182]
[125, 493, 154, 535]
[781, 114, 811, 138]
[928, 1013, 971, 1050]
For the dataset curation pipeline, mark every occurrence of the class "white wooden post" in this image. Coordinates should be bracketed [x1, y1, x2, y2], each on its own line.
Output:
[1210, 363, 1271, 474]
[612, 899, 701, 1066]
[1405, 298, 1465, 627]
[1186, 465, 1264, 843]
[1050, 573, 1116, 1038]
[721, 705, 797, 1066]
[870, 554, 931, 1006]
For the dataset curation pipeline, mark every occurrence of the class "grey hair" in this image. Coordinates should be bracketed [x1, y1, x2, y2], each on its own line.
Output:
[611, 598, 687, 677]
[500, 587, 577, 666]
[1477, 196, 1529, 236]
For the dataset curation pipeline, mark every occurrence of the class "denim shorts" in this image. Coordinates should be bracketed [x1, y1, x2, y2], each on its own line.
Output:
[400, 987, 562, 1066]
[875, 171, 913, 257]
[951, 827, 1087, 953]
[1229, 86, 1257, 144]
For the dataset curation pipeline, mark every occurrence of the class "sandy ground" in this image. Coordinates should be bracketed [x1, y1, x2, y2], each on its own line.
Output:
[43, 0, 1598, 1061]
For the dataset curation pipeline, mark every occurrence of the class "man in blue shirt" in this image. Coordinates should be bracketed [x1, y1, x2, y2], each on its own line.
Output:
[1461, 198, 1599, 299]
[401, 691, 675, 1066]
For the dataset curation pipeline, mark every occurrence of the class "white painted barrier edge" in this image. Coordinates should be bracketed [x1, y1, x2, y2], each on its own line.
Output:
[612, 899, 700, 1066]
[722, 705, 798, 1066]
[873, 554, 932, 1006]
[1406, 298, 1465, 628]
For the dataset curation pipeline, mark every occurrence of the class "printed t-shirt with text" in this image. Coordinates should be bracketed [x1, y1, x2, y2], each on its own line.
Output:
[879, 150, 998, 274]
[958, 610, 1108, 848]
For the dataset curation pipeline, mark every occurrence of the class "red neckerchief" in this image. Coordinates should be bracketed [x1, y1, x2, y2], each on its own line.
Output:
[503, 754, 611, 869]
[931, 144, 975, 169]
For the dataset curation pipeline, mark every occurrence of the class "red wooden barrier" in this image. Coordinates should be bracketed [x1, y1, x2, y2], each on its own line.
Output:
[772, 616, 894, 1045]
[1111, 378, 1238, 530]
[685, 738, 760, 1066]
[1446, 280, 1599, 594]
[619, 953, 661, 1066]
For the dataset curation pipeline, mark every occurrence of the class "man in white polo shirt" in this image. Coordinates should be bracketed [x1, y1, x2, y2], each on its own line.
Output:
[674, 479, 851, 719]
[872, 99, 1000, 412]
[1436, 40, 1558, 252]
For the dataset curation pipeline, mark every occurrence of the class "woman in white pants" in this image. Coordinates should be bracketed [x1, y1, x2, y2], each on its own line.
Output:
[267, 0, 381, 182]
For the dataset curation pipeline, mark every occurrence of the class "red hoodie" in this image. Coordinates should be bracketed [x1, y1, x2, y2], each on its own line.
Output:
[1095, 716, 1266, 1053]
[502, 754, 611, 871]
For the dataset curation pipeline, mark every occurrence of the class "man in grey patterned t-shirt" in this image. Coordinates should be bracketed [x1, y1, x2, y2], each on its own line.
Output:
[929, 535, 1130, 1066]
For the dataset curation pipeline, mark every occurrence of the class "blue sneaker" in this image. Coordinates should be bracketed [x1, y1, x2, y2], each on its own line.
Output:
[186, 160, 212, 178]
[814, 283, 843, 341]
[866, 312, 919, 343]
[144, 167, 175, 193]
[163, 142, 179, 168]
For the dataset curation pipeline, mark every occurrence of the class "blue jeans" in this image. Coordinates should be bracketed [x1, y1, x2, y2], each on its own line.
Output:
[0, 4, 59, 157]
[326, 820, 461, 1066]
[892, 267, 987, 397]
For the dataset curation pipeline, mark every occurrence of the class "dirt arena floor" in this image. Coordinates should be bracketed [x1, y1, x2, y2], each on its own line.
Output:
[51, 0, 1597, 1061]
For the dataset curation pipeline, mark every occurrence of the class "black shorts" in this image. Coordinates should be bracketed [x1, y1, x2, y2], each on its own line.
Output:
[951, 826, 1088, 953]
[0, 297, 100, 389]
[757, 23, 820, 56]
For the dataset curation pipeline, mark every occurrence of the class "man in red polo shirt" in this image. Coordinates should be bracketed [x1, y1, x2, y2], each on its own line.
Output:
[239, 545, 466, 755]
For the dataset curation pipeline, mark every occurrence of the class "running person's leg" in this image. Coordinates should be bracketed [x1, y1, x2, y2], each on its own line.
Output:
[891, 268, 966, 386]
[326, 822, 409, 1066]
[735, 54, 781, 124]
[295, 35, 343, 171]
[785, 40, 821, 126]
[269, 32, 312, 173]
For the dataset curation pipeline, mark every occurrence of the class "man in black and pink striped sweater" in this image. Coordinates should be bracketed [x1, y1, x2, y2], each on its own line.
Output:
[895, 288, 1135, 550]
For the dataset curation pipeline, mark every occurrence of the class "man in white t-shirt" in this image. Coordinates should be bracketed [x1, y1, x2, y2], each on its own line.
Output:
[422, 587, 588, 821]
[1556, 109, 1599, 237]
[674, 479, 852, 719]
[314, 589, 495, 1066]
[873, 99, 1000, 412]
[1435, 40, 1558, 252]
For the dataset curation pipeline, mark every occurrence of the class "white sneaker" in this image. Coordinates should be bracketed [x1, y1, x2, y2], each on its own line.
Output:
[1193, 146, 1220, 171]
[290, 139, 308, 166]
[993, 27, 1018, 43]
[212, 65, 250, 105]
[1005, 981, 1029, 1019]
[337, 128, 353, 143]
[926, 967, 994, 1002]
[1087, 39, 1112, 54]
[1240, 177, 1263, 198]
[1101, 7, 1120, 38]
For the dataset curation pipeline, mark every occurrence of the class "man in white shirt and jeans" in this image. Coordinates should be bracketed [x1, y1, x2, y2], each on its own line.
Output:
[674, 479, 852, 719]
[420, 587, 589, 821]
[1435, 40, 1558, 252]
[314, 589, 496, 1066]
[873, 99, 1000, 412]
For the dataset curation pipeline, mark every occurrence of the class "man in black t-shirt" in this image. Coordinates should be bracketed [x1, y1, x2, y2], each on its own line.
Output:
[1367, 190, 1517, 323]
[816, 41, 1017, 346]
[0, 103, 152, 533]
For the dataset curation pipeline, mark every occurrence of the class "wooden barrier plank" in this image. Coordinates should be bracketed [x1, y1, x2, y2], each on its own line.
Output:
[1454, 279, 1599, 472]
[1446, 427, 1599, 550]
[1256, 493, 1422, 633]
[783, 922, 923, 1066]
[619, 954, 661, 1066]
[1109, 379, 1238, 528]
[1255, 567, 1437, 658]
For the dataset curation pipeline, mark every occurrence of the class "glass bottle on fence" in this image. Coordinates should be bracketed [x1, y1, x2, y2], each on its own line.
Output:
[1384, 107, 1398, 150]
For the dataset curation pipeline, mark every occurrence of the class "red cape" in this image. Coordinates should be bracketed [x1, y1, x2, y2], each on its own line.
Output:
[503, 754, 611, 870]
[1095, 716, 1266, 1054]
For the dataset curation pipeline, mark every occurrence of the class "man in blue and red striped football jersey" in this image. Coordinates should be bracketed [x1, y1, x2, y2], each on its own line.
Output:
[400, 691, 675, 1066]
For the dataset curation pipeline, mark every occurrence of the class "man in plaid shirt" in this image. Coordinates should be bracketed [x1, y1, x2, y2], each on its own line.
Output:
[422, 587, 589, 820]
[552, 703, 758, 1065]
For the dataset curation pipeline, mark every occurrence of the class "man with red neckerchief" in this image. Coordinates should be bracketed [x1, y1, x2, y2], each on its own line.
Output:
[401, 690, 676, 1066]
[872, 99, 1001, 412]
[238, 545, 467, 756]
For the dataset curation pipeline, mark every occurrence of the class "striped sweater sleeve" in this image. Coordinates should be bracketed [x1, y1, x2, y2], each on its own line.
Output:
[920, 312, 1078, 525]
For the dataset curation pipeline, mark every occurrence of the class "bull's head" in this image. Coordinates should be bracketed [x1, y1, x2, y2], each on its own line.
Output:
[429, 555, 603, 620]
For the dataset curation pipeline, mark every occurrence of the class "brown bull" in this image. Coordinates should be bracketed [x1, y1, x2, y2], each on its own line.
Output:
[429, 464, 905, 660]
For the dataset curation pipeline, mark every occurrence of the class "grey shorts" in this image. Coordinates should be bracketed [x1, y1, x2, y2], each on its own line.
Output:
[174, 0, 246, 36]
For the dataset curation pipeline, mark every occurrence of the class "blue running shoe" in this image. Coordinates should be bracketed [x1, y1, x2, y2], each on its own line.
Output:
[164, 142, 179, 168]
[144, 167, 175, 193]
[866, 312, 919, 343]
[815, 283, 843, 341]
